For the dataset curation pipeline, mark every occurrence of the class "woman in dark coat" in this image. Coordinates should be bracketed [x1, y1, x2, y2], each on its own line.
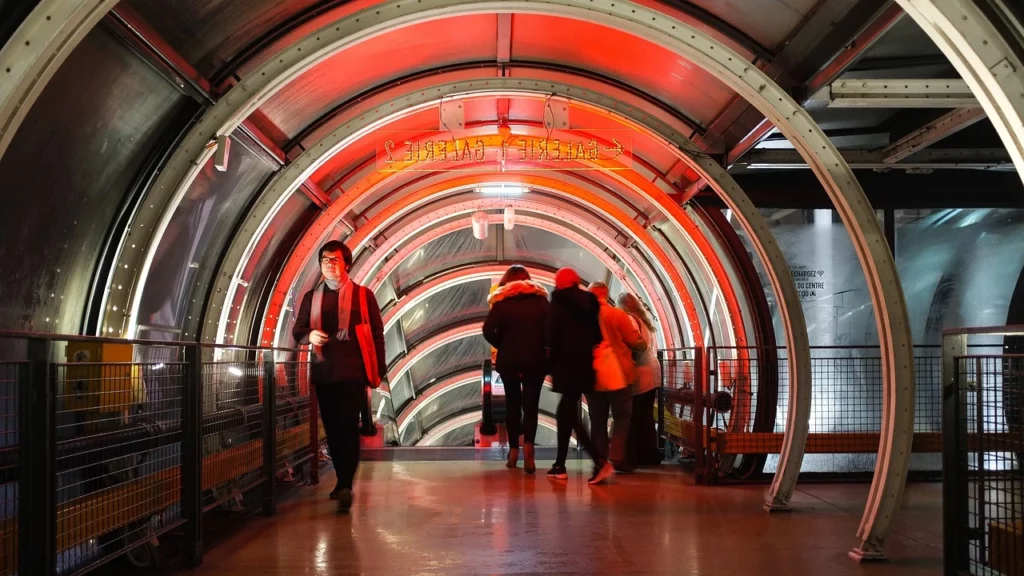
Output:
[546, 268, 614, 484]
[482, 265, 550, 472]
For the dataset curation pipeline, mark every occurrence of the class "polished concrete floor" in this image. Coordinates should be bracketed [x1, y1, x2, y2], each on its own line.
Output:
[195, 461, 942, 575]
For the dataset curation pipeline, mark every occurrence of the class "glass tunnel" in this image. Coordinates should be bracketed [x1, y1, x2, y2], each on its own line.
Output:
[1, 0, 1024, 573]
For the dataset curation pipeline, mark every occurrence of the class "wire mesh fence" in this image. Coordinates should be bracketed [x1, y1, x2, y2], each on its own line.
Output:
[950, 354, 1024, 576]
[275, 352, 316, 478]
[53, 351, 186, 575]
[661, 345, 951, 482]
[1, 334, 315, 576]
[201, 352, 265, 512]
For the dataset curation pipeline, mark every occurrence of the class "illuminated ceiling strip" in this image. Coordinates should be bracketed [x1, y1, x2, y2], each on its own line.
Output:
[382, 265, 555, 333]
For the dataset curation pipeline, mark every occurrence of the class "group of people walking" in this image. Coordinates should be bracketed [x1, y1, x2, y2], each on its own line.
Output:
[483, 265, 662, 484]
[292, 240, 662, 512]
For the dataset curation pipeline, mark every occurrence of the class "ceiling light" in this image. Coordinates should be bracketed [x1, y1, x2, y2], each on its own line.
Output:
[476, 185, 526, 195]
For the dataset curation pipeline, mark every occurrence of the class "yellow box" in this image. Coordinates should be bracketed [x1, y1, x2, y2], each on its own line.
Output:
[64, 342, 144, 412]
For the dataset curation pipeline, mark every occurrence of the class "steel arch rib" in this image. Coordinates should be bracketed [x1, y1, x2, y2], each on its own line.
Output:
[204, 77, 810, 527]
[895, 0, 1024, 188]
[330, 127, 741, 349]
[344, 180, 698, 346]
[0, 0, 121, 161]
[397, 372, 554, 436]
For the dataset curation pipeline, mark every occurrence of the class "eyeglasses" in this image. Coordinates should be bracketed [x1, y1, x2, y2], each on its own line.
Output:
[321, 257, 344, 267]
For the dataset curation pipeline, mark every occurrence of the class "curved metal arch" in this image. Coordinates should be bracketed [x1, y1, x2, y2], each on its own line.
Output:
[382, 265, 556, 334]
[203, 75, 810, 525]
[330, 130, 735, 349]
[287, 59, 709, 150]
[354, 200, 683, 347]
[897, 0, 1024, 188]
[310, 120, 752, 357]
[0, 0, 121, 160]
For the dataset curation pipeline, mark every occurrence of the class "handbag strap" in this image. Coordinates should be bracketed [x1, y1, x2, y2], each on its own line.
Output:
[359, 284, 370, 326]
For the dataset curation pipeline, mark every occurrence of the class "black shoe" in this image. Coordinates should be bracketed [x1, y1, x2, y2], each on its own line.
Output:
[329, 484, 343, 500]
[547, 465, 568, 479]
[337, 489, 353, 512]
[588, 461, 615, 485]
[360, 425, 377, 437]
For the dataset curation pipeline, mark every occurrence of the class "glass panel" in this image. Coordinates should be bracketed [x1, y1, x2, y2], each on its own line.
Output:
[224, 191, 316, 345]
[139, 134, 274, 336]
[759, 208, 877, 347]
[402, 281, 490, 344]
[391, 228, 497, 293]
[407, 337, 490, 393]
[503, 227, 608, 283]
[895, 208, 1024, 345]
[0, 28, 189, 334]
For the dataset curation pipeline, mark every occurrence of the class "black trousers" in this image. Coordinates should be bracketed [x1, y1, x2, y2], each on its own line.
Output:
[555, 392, 605, 467]
[315, 382, 364, 490]
[627, 389, 659, 468]
[501, 372, 543, 449]
[586, 388, 633, 469]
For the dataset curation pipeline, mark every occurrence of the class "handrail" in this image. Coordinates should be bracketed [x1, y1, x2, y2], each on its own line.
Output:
[942, 324, 1024, 336]
[0, 329, 305, 352]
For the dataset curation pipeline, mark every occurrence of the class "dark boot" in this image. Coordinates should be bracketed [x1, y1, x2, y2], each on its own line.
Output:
[506, 447, 519, 468]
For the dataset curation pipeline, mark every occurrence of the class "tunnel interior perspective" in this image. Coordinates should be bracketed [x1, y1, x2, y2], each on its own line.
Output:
[2, 0, 1024, 574]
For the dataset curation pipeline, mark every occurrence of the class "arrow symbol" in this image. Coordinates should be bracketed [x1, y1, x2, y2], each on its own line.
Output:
[604, 138, 624, 159]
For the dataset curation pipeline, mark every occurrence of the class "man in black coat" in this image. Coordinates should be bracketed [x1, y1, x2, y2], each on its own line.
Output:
[547, 267, 614, 484]
[293, 240, 386, 511]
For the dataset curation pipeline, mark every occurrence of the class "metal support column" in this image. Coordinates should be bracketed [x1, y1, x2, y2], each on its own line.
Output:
[693, 348, 707, 484]
[262, 353, 277, 516]
[308, 380, 320, 486]
[181, 345, 203, 568]
[941, 332, 968, 575]
[20, 338, 55, 576]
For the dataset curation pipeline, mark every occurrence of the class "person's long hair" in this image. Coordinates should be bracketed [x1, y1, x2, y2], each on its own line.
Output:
[617, 292, 656, 332]
[498, 264, 531, 286]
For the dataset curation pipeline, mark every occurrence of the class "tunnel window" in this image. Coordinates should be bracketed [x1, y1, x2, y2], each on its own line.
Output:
[138, 134, 275, 337]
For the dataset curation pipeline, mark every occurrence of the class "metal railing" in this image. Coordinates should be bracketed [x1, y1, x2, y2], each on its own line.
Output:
[944, 326, 1024, 576]
[659, 343, 983, 484]
[0, 331, 318, 576]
